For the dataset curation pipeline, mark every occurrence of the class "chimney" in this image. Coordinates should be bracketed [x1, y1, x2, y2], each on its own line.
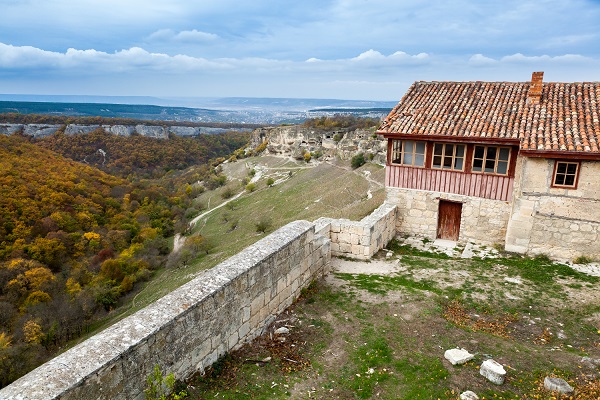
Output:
[527, 71, 544, 104]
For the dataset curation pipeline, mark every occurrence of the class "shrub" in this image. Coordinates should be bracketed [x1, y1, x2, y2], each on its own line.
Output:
[574, 255, 593, 264]
[266, 177, 275, 187]
[254, 140, 268, 155]
[255, 216, 272, 233]
[303, 152, 312, 163]
[145, 364, 188, 400]
[351, 153, 365, 169]
[245, 183, 256, 192]
[221, 187, 235, 199]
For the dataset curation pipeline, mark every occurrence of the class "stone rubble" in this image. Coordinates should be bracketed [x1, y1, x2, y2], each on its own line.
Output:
[460, 391, 479, 400]
[543, 377, 574, 394]
[444, 348, 475, 365]
[479, 359, 506, 385]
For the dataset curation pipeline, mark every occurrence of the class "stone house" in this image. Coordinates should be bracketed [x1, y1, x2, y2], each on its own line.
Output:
[377, 72, 600, 260]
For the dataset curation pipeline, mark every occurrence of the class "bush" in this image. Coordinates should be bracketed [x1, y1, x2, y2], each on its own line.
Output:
[245, 183, 256, 192]
[221, 187, 235, 199]
[351, 153, 365, 169]
[266, 177, 275, 187]
[574, 255, 593, 264]
[255, 216, 272, 233]
[254, 140, 268, 155]
[303, 152, 311, 163]
[145, 364, 188, 400]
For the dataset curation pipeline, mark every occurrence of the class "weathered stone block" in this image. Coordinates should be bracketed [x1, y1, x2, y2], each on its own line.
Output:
[544, 377, 573, 394]
[444, 348, 474, 365]
[480, 359, 506, 384]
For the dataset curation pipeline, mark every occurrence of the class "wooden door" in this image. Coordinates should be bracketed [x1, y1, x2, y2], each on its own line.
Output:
[437, 200, 462, 241]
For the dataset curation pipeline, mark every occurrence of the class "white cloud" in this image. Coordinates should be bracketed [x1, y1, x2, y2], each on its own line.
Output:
[352, 50, 386, 61]
[501, 53, 590, 63]
[468, 54, 498, 66]
[148, 29, 219, 42]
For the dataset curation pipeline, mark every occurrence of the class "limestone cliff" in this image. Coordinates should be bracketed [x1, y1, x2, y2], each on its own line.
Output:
[0, 123, 222, 139]
[249, 125, 386, 164]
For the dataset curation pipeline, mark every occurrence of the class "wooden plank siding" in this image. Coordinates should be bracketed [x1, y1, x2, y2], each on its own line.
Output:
[386, 165, 514, 201]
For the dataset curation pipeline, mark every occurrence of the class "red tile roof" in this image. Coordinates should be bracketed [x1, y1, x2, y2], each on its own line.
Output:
[378, 79, 600, 155]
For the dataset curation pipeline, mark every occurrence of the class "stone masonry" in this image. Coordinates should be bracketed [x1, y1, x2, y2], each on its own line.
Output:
[386, 187, 512, 246]
[0, 221, 330, 400]
[505, 158, 600, 260]
[315, 203, 397, 259]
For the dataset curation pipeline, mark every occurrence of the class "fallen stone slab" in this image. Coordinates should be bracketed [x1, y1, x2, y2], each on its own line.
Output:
[460, 391, 479, 400]
[480, 359, 506, 385]
[444, 348, 474, 365]
[274, 327, 290, 335]
[544, 377, 574, 394]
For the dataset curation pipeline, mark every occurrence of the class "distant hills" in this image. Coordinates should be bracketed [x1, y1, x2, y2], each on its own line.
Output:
[0, 95, 396, 124]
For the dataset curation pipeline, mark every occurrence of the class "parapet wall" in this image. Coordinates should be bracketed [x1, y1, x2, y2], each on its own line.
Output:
[0, 221, 330, 400]
[315, 203, 397, 259]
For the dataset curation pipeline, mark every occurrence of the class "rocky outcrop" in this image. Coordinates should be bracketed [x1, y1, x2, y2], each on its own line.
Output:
[250, 125, 386, 164]
[0, 123, 217, 139]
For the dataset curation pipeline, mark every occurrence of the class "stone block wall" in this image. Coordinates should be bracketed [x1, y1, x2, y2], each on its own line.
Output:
[315, 203, 397, 259]
[386, 187, 512, 245]
[505, 158, 600, 260]
[0, 221, 330, 400]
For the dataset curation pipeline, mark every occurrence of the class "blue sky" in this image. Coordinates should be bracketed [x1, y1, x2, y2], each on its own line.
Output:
[1, 0, 600, 101]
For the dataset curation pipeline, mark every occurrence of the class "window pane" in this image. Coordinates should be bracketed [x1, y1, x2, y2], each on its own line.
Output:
[416, 142, 425, 154]
[444, 156, 453, 168]
[497, 161, 508, 175]
[433, 155, 442, 167]
[405, 141, 414, 153]
[556, 163, 567, 174]
[474, 146, 485, 158]
[485, 159, 496, 173]
[455, 145, 465, 157]
[487, 147, 497, 160]
[434, 144, 443, 155]
[404, 153, 413, 165]
[415, 154, 424, 166]
[567, 164, 578, 174]
[472, 159, 483, 171]
[455, 158, 464, 170]
[499, 148, 510, 161]
[564, 174, 575, 186]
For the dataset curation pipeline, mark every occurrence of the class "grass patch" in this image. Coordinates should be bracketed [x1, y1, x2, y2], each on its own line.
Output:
[335, 272, 441, 295]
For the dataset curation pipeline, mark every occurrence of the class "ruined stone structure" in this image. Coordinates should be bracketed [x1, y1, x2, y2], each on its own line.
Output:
[0, 205, 396, 399]
[378, 72, 600, 260]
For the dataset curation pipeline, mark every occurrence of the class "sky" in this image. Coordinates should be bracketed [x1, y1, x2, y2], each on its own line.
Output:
[1, 0, 600, 102]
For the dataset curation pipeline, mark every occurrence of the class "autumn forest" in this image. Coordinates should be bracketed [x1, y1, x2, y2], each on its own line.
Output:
[0, 125, 249, 386]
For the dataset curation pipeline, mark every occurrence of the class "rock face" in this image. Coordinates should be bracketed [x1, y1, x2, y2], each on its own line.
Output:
[0, 123, 210, 139]
[480, 359, 506, 384]
[249, 125, 386, 164]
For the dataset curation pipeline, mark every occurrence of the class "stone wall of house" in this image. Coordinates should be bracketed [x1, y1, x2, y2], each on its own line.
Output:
[505, 158, 600, 260]
[314, 203, 397, 259]
[386, 187, 512, 245]
[0, 221, 330, 400]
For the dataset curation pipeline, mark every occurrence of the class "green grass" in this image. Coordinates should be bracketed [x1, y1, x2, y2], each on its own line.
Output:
[335, 272, 442, 295]
[75, 157, 385, 349]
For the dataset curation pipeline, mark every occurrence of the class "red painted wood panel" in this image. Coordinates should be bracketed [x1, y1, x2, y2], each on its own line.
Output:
[386, 165, 513, 201]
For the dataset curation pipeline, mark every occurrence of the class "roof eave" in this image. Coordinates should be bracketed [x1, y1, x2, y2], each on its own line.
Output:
[376, 132, 521, 146]
[519, 149, 600, 160]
